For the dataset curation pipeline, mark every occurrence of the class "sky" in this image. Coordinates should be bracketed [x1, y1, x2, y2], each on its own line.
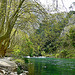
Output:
[39, 0, 75, 12]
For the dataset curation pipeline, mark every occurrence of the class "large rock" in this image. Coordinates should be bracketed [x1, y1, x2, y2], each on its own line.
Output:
[0, 57, 17, 75]
[0, 57, 28, 75]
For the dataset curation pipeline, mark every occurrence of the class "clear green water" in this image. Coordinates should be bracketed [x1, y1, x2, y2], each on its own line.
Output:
[26, 58, 75, 75]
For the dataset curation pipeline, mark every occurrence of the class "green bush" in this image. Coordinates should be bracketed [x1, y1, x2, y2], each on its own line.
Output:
[45, 54, 52, 57]
[55, 49, 69, 58]
[17, 67, 21, 74]
[14, 59, 28, 74]
[14, 59, 25, 65]
[60, 49, 68, 58]
[55, 53, 60, 58]
[12, 37, 34, 58]
[41, 51, 45, 56]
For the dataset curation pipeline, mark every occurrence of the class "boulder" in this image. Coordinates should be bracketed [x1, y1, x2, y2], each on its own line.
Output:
[0, 60, 17, 72]
[0, 58, 17, 75]
[0, 57, 28, 75]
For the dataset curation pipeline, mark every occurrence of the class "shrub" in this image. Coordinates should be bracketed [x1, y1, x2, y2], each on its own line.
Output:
[60, 49, 68, 58]
[55, 53, 60, 58]
[41, 51, 45, 56]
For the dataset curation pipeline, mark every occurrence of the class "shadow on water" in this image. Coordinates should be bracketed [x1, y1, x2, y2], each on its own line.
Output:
[24, 58, 75, 75]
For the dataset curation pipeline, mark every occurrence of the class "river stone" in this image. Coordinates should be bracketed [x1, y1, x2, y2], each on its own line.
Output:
[20, 73, 26, 75]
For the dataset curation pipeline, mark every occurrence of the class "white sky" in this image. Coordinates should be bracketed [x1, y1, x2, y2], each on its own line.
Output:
[39, 0, 75, 12]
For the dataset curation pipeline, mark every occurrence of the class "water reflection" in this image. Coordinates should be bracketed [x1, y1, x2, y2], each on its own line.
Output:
[25, 58, 75, 75]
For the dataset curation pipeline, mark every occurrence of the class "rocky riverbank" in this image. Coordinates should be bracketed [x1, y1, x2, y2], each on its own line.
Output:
[0, 57, 28, 75]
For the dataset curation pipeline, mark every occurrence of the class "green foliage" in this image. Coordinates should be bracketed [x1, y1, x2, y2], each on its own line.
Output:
[55, 49, 68, 58]
[12, 30, 34, 58]
[60, 49, 68, 58]
[0, 0, 47, 57]
[30, 12, 70, 55]
[29, 11, 75, 58]
[14, 59, 25, 65]
[69, 11, 75, 14]
[17, 67, 21, 74]
[14, 58, 28, 74]
[12, 11, 75, 59]
[69, 26, 75, 47]
[13, 45, 21, 58]
[55, 53, 60, 58]
[55, 25, 75, 58]
[1, 0, 74, 59]
[41, 51, 45, 56]
[55, 48, 75, 58]
[14, 58, 26, 72]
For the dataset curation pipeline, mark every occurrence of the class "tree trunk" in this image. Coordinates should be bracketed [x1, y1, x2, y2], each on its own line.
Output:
[0, 0, 25, 57]
[0, 38, 10, 57]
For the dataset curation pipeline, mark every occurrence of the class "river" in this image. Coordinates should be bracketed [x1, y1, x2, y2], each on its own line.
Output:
[25, 58, 75, 75]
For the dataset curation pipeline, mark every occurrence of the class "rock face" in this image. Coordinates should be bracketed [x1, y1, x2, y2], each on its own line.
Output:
[0, 57, 17, 75]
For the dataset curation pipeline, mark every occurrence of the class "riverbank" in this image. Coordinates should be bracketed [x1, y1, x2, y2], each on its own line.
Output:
[0, 57, 28, 75]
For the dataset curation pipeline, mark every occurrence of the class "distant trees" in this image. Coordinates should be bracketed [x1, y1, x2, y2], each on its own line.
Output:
[68, 26, 75, 47]
[30, 11, 75, 56]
